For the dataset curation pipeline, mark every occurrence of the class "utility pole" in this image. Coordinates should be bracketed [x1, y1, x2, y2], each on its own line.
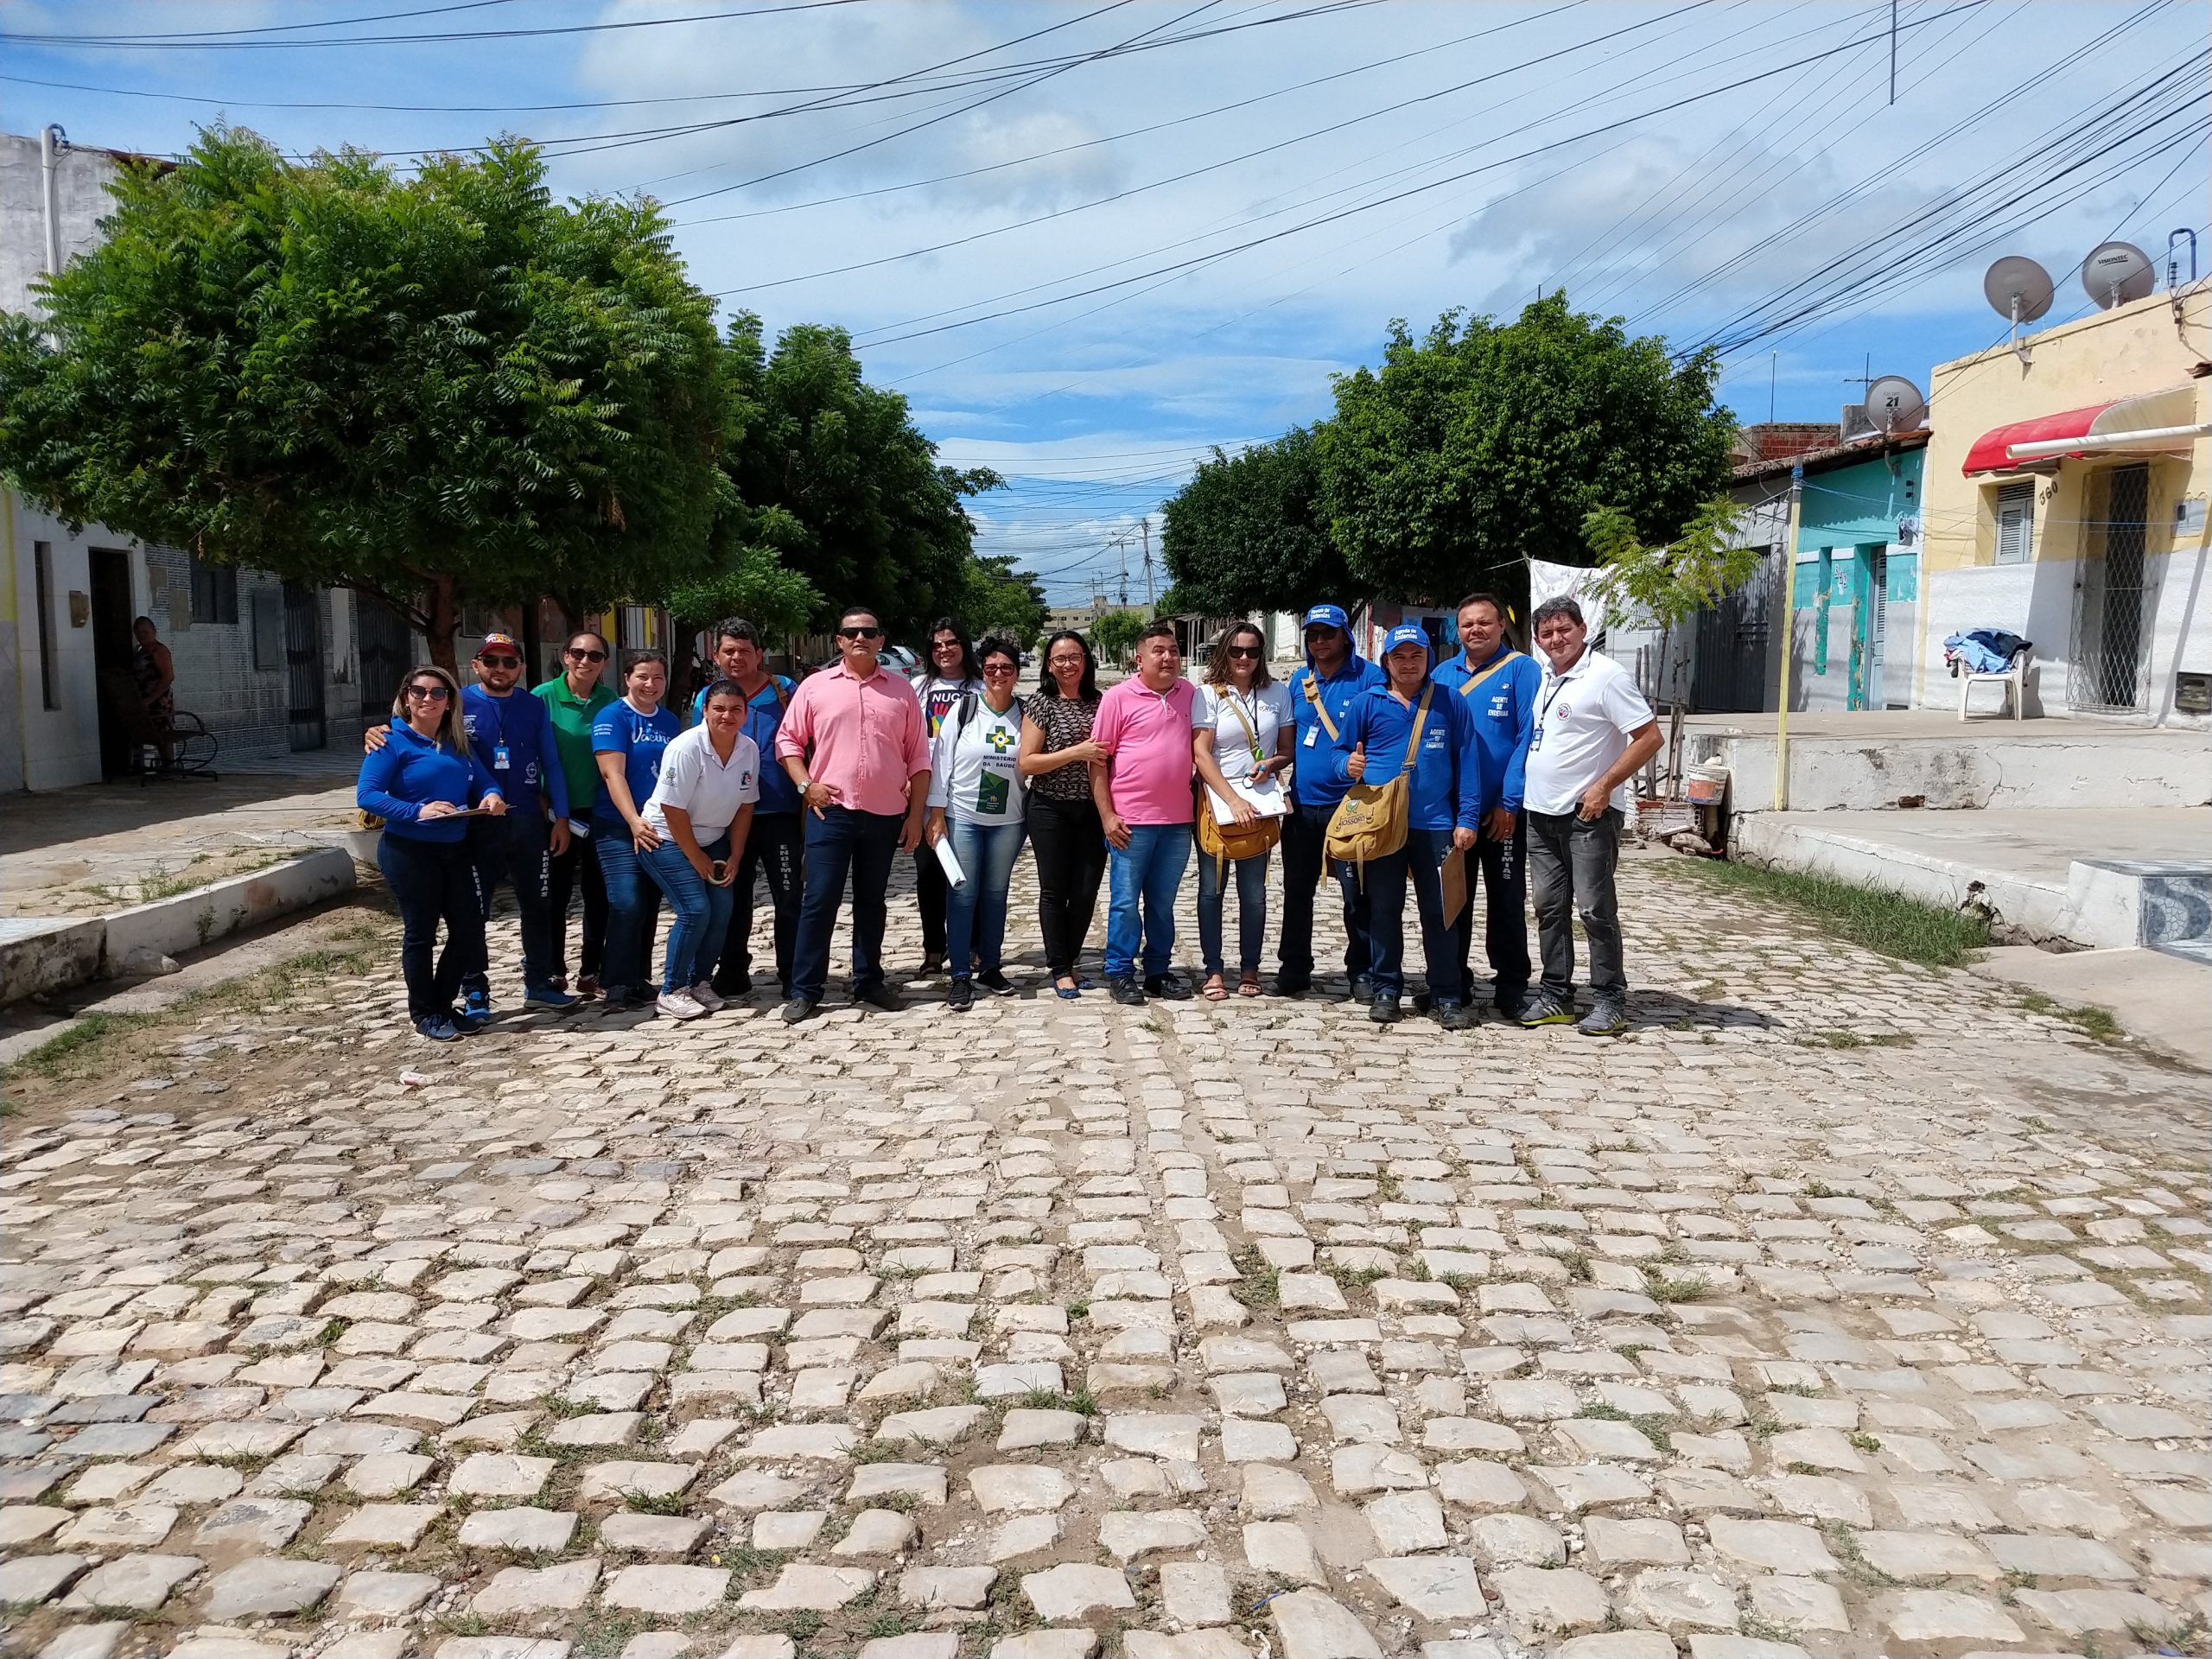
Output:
[1117, 540, 1129, 608]
[1141, 517, 1155, 612]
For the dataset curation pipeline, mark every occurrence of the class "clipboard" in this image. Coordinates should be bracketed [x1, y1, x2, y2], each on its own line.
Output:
[1209, 775, 1289, 826]
[1440, 846, 1467, 928]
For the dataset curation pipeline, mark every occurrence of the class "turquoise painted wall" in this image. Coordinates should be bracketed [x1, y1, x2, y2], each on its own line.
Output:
[1797, 447, 1923, 550]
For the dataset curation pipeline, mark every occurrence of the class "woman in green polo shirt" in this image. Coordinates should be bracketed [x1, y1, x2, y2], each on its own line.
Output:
[536, 630, 619, 997]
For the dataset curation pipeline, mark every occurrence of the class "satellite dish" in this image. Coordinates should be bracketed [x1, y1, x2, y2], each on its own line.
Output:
[2081, 241, 2154, 308]
[1983, 255, 2054, 323]
[1864, 375, 1925, 434]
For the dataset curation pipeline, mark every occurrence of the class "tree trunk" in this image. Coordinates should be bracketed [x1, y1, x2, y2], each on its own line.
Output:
[424, 576, 461, 675]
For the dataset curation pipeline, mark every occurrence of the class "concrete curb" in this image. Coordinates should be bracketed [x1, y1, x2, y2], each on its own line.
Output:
[0, 849, 356, 1007]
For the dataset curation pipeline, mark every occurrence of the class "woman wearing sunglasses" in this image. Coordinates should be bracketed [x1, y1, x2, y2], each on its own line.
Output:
[925, 634, 1027, 1011]
[912, 617, 981, 980]
[535, 631, 618, 996]
[1192, 622, 1295, 1001]
[591, 651, 683, 1010]
[357, 664, 508, 1041]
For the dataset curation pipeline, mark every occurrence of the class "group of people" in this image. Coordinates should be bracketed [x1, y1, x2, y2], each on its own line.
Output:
[356, 591, 1658, 1042]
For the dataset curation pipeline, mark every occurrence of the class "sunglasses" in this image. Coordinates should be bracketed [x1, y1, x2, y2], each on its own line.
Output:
[1226, 645, 1262, 658]
[838, 626, 883, 639]
[982, 661, 1018, 674]
[478, 655, 522, 669]
[405, 683, 451, 702]
[565, 647, 607, 663]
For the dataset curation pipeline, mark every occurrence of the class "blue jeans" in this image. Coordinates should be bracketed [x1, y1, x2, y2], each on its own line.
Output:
[1362, 826, 1465, 1004]
[945, 818, 1027, 981]
[1197, 848, 1268, 977]
[791, 806, 904, 1004]
[643, 835, 733, 995]
[1103, 823, 1192, 981]
[595, 830, 660, 996]
[378, 830, 486, 1024]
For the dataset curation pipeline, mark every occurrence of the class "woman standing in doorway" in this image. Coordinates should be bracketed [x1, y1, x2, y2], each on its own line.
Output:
[1018, 630, 1109, 1000]
[591, 651, 683, 1011]
[912, 618, 981, 980]
[357, 664, 507, 1040]
[534, 630, 616, 996]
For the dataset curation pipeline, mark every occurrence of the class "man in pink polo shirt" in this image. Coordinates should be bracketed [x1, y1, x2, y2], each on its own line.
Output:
[1089, 620, 1198, 1006]
[775, 607, 931, 1023]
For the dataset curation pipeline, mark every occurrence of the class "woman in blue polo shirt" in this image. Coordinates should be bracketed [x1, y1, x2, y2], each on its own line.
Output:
[357, 664, 508, 1041]
[1332, 623, 1487, 1028]
[592, 650, 683, 1010]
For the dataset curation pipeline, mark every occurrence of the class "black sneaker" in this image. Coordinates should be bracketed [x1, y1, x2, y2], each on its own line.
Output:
[1144, 974, 1192, 1001]
[1108, 976, 1147, 1007]
[1411, 991, 1433, 1014]
[977, 969, 1016, 997]
[779, 998, 820, 1026]
[855, 982, 903, 1012]
[1275, 976, 1312, 999]
[712, 969, 752, 998]
[1348, 974, 1373, 1003]
[1369, 992, 1402, 1024]
[948, 978, 974, 1012]
[1495, 989, 1530, 1022]
[1436, 1003, 1474, 1031]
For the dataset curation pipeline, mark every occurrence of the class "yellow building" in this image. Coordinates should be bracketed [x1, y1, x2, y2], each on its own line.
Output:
[1918, 281, 2210, 728]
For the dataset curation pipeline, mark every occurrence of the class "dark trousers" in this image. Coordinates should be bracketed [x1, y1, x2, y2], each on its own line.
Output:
[1196, 848, 1268, 977]
[1362, 827, 1465, 1003]
[716, 810, 802, 995]
[1529, 807, 1626, 1001]
[464, 810, 556, 996]
[378, 830, 486, 1024]
[547, 830, 607, 983]
[914, 844, 949, 961]
[1027, 795, 1107, 977]
[791, 806, 903, 1004]
[1457, 820, 1532, 1010]
[1278, 801, 1369, 986]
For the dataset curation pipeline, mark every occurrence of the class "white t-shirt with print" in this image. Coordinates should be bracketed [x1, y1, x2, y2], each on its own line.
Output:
[1522, 648, 1655, 817]
[642, 726, 762, 839]
[926, 694, 1027, 825]
[1193, 681, 1292, 785]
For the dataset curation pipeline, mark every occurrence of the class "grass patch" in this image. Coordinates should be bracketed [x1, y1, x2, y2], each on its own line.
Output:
[1020, 1388, 1097, 1415]
[1235, 1249, 1280, 1309]
[1665, 857, 1989, 968]
[1642, 1266, 1712, 1304]
[621, 1489, 689, 1515]
[2018, 991, 2123, 1043]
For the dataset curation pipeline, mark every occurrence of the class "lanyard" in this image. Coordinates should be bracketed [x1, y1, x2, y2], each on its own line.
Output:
[478, 690, 511, 750]
[1534, 669, 1573, 743]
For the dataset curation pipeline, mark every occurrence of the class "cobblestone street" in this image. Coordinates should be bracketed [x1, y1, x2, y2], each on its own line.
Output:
[2, 852, 2206, 1659]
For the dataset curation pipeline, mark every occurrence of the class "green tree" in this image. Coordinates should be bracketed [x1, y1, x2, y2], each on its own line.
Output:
[1316, 292, 1736, 603]
[718, 315, 1001, 643]
[1088, 607, 1147, 665]
[1583, 493, 1757, 707]
[958, 552, 1049, 647]
[1160, 425, 1351, 614]
[0, 125, 728, 671]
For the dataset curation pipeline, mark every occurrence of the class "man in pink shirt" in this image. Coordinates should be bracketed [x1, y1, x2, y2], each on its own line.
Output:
[1089, 620, 1198, 1006]
[775, 607, 931, 1023]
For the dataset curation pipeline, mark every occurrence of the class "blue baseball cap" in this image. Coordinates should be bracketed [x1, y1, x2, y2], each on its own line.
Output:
[1300, 604, 1349, 632]
[1382, 623, 1431, 656]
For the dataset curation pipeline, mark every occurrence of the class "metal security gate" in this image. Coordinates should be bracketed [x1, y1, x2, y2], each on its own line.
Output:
[358, 595, 411, 721]
[283, 582, 327, 750]
[1692, 547, 1778, 712]
[2070, 464, 2152, 711]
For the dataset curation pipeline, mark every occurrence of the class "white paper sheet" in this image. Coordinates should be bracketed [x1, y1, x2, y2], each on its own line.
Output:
[933, 836, 967, 890]
[1210, 775, 1289, 826]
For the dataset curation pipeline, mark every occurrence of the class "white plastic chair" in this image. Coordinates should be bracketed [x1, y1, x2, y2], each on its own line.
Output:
[1957, 645, 2030, 721]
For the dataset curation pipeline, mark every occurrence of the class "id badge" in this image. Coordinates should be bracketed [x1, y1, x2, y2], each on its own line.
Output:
[492, 743, 512, 771]
[1303, 725, 1318, 747]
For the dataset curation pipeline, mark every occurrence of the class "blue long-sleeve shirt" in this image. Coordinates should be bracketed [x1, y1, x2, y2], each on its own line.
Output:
[358, 721, 503, 843]
[1329, 680, 1486, 834]
[693, 677, 801, 816]
[461, 685, 569, 822]
[1432, 647, 1541, 817]
[1286, 653, 1385, 809]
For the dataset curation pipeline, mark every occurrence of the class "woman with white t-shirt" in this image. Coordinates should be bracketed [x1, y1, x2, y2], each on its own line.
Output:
[925, 635, 1027, 1012]
[638, 679, 760, 1021]
[1192, 621, 1295, 1001]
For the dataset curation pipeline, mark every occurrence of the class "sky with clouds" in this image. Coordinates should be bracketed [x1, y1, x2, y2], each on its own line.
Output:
[3, 0, 2204, 611]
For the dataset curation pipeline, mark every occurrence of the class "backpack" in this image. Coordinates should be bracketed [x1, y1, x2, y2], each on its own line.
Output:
[1325, 683, 1433, 881]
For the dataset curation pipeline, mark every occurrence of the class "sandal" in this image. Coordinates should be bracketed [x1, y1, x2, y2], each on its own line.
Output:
[1053, 976, 1081, 1001]
[1237, 973, 1262, 997]
[1202, 975, 1229, 1001]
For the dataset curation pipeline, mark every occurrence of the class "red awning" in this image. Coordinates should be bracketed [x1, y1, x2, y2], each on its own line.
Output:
[1962, 402, 2118, 475]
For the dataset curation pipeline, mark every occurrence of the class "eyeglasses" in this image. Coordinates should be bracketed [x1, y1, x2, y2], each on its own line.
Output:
[1226, 645, 1262, 659]
[837, 626, 883, 639]
[564, 647, 607, 663]
[933, 639, 963, 652]
[405, 683, 451, 702]
[478, 655, 521, 669]
[982, 661, 1018, 675]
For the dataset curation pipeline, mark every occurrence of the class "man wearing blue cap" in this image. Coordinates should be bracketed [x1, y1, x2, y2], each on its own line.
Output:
[1280, 603, 1384, 998]
[1332, 623, 1486, 1026]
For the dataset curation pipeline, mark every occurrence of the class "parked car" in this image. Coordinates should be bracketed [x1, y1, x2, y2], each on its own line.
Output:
[816, 644, 926, 686]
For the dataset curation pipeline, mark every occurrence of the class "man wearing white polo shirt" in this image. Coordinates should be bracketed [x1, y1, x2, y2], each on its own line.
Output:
[1519, 596, 1661, 1036]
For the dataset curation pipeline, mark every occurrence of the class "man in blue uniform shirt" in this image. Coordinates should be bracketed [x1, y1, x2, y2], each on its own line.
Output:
[1432, 591, 1542, 1020]
[1279, 603, 1385, 999]
[457, 632, 574, 1015]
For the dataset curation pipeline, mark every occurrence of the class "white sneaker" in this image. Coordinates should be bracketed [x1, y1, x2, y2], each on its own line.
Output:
[688, 982, 725, 1013]
[656, 989, 707, 1020]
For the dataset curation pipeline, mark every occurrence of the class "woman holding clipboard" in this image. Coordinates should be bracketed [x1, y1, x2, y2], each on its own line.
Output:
[357, 664, 508, 1041]
[1191, 622, 1294, 1001]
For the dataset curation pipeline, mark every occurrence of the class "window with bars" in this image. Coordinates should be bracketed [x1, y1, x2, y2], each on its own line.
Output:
[1993, 481, 2035, 567]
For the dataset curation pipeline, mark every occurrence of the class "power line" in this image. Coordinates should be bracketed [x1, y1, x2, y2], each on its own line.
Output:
[0, 0, 883, 50]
